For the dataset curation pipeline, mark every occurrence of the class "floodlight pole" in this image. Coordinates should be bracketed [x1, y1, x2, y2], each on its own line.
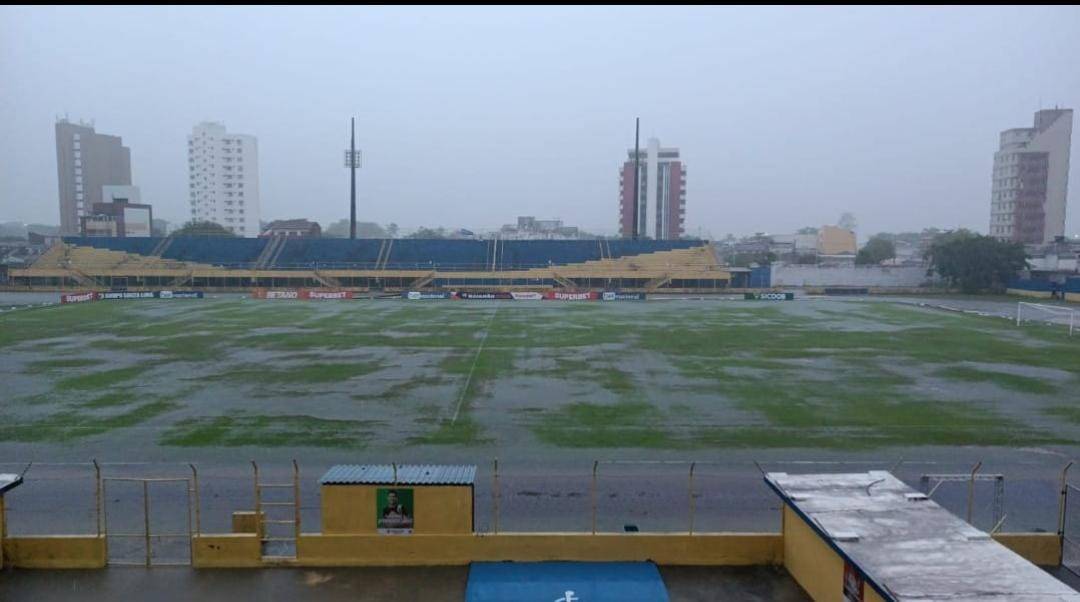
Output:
[350, 117, 357, 240]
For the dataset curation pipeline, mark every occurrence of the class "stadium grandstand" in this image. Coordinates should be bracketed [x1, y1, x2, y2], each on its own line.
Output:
[3, 236, 738, 292]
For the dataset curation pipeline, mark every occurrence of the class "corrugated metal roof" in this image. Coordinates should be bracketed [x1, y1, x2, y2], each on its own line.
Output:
[319, 464, 476, 486]
[0, 473, 23, 494]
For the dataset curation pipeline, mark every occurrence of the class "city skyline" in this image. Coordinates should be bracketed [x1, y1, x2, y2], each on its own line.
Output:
[3, 6, 1079, 238]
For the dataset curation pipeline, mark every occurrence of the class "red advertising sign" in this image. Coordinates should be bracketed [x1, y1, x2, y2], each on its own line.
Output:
[251, 289, 353, 300]
[61, 292, 99, 304]
[543, 291, 599, 301]
[843, 561, 864, 602]
[304, 290, 354, 300]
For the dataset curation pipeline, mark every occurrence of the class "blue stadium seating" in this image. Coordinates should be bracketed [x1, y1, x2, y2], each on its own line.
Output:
[63, 236, 707, 271]
[274, 238, 383, 268]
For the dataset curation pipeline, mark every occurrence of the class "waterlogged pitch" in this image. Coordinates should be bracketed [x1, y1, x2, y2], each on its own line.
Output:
[1, 296, 1078, 457]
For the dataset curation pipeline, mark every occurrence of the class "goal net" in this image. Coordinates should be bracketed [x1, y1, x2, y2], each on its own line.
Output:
[1016, 302, 1076, 336]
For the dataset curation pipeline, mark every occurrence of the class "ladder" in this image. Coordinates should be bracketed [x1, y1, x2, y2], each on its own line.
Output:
[252, 460, 300, 562]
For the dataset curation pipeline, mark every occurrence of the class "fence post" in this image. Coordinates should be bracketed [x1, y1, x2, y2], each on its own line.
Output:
[93, 459, 102, 537]
[292, 459, 300, 543]
[492, 458, 499, 535]
[1059, 461, 1074, 539]
[688, 462, 696, 536]
[189, 463, 200, 536]
[591, 461, 598, 535]
[142, 480, 151, 567]
[967, 460, 983, 525]
[251, 460, 261, 538]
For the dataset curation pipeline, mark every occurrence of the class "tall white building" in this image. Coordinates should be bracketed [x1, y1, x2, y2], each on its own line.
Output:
[990, 109, 1072, 244]
[187, 122, 261, 237]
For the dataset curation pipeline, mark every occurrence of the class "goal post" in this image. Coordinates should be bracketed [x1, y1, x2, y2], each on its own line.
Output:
[1016, 301, 1076, 336]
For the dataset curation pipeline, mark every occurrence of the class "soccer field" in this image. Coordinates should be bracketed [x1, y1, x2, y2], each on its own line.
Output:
[1, 296, 1077, 459]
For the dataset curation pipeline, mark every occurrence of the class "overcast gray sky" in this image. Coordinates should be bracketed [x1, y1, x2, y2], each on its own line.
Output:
[2, 5, 1078, 239]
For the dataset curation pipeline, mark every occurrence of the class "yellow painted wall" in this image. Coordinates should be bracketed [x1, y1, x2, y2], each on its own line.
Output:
[0, 497, 5, 569]
[232, 511, 262, 534]
[2, 535, 106, 569]
[1066, 292, 1079, 303]
[192, 534, 261, 568]
[295, 532, 782, 567]
[321, 485, 472, 535]
[993, 533, 1062, 566]
[783, 505, 845, 602]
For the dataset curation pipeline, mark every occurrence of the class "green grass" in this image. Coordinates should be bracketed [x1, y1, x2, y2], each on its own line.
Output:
[531, 401, 676, 448]
[0, 401, 179, 443]
[160, 413, 377, 448]
[208, 361, 383, 384]
[935, 366, 1059, 394]
[22, 357, 106, 374]
[3, 297, 1077, 452]
[55, 363, 154, 391]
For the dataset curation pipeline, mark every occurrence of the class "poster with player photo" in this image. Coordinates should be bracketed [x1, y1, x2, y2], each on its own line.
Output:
[376, 488, 414, 534]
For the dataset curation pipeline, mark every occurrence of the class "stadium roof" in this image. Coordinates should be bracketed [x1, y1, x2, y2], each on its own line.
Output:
[319, 464, 476, 486]
[765, 471, 1080, 601]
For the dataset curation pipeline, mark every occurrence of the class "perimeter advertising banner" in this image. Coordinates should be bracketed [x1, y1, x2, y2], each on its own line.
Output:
[60, 292, 99, 304]
[101, 291, 157, 300]
[602, 292, 646, 301]
[455, 291, 513, 300]
[157, 291, 204, 299]
[404, 291, 453, 300]
[744, 292, 795, 301]
[543, 291, 599, 301]
[251, 289, 353, 300]
[509, 292, 543, 300]
[305, 290, 354, 300]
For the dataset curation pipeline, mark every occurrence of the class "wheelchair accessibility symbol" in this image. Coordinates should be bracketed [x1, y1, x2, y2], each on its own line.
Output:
[555, 591, 578, 602]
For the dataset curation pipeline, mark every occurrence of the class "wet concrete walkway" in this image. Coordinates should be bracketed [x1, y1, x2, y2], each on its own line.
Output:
[0, 565, 808, 601]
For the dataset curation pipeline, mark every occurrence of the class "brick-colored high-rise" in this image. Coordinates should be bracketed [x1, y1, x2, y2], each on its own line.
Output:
[618, 138, 686, 240]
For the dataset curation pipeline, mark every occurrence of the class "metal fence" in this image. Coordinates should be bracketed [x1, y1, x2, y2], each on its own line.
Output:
[0, 457, 1074, 549]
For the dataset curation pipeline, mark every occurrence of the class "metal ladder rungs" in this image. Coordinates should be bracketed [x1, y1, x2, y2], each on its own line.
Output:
[260, 501, 295, 506]
[261, 537, 297, 542]
[257, 483, 294, 488]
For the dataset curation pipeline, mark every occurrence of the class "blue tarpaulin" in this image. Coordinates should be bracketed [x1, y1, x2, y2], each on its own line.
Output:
[465, 561, 669, 602]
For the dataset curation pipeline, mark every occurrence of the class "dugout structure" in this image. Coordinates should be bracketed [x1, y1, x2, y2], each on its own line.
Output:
[319, 464, 476, 535]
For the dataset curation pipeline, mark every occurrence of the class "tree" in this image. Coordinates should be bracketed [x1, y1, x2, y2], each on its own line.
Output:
[925, 229, 1028, 293]
[796, 226, 819, 235]
[324, 219, 388, 238]
[386, 223, 399, 239]
[407, 227, 448, 239]
[856, 236, 896, 265]
[837, 212, 857, 231]
[174, 220, 236, 237]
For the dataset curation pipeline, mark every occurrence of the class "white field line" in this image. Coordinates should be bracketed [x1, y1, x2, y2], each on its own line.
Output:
[451, 307, 499, 424]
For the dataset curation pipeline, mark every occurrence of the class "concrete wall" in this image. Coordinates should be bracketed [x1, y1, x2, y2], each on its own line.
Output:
[771, 265, 938, 288]
[322, 485, 472, 535]
[192, 534, 261, 568]
[2, 535, 106, 569]
[296, 532, 782, 567]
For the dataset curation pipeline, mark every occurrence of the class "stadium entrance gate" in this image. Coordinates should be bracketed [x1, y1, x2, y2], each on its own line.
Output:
[103, 477, 192, 566]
